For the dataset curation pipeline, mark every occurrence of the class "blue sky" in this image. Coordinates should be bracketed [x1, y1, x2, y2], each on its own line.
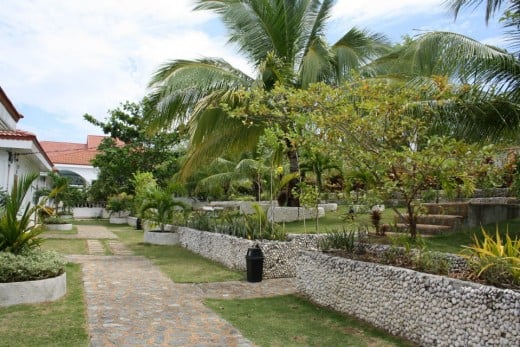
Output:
[0, 0, 507, 143]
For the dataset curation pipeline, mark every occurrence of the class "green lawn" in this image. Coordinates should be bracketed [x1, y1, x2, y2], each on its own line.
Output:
[206, 295, 413, 347]
[0, 263, 89, 347]
[40, 239, 88, 255]
[42, 226, 78, 234]
[282, 205, 398, 234]
[113, 229, 244, 283]
[424, 219, 520, 254]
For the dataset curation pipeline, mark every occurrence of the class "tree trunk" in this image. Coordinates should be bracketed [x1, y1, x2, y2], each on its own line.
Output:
[277, 140, 300, 207]
[407, 201, 417, 238]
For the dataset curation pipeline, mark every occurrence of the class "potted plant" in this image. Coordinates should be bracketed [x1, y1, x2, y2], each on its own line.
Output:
[0, 173, 66, 307]
[42, 214, 73, 231]
[38, 179, 73, 231]
[140, 186, 189, 245]
[107, 192, 133, 224]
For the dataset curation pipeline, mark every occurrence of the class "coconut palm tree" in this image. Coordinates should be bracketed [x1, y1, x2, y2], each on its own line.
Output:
[367, 0, 520, 143]
[147, 0, 389, 206]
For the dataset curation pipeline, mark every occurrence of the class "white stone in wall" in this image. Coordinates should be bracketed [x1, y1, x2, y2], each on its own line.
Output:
[267, 206, 325, 222]
[209, 201, 241, 209]
[239, 201, 277, 215]
[318, 203, 338, 212]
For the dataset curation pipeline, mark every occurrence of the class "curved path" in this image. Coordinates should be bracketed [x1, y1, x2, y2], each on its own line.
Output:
[65, 225, 296, 346]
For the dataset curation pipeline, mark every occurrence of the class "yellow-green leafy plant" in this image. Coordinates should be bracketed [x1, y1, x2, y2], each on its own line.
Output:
[462, 226, 520, 287]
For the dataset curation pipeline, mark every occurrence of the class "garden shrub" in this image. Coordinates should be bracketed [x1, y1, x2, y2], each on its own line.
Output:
[319, 228, 357, 252]
[0, 249, 66, 283]
[462, 226, 520, 287]
[319, 227, 368, 253]
[43, 215, 68, 224]
[185, 209, 285, 241]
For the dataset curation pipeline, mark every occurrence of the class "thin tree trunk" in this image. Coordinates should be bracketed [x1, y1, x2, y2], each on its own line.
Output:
[276, 139, 301, 207]
[407, 201, 417, 238]
[286, 145, 300, 207]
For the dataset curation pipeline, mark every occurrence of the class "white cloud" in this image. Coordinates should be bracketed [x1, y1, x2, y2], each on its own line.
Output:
[330, 0, 447, 24]
[0, 0, 249, 142]
[0, 0, 506, 143]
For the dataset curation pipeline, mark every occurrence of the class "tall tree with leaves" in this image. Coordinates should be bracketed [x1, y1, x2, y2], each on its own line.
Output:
[85, 100, 186, 201]
[147, 0, 389, 206]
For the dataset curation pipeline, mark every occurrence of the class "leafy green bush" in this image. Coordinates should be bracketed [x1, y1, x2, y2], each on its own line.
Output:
[186, 211, 213, 231]
[462, 226, 520, 287]
[320, 228, 357, 252]
[185, 207, 285, 241]
[0, 249, 66, 282]
[43, 216, 68, 224]
[413, 250, 450, 275]
[107, 192, 133, 217]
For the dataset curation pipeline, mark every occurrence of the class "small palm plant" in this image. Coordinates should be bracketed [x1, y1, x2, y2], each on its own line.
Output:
[140, 186, 188, 232]
[0, 173, 44, 254]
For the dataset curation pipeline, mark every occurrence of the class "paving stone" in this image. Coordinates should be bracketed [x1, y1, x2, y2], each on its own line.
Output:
[66, 224, 296, 346]
[87, 240, 105, 255]
[106, 240, 133, 255]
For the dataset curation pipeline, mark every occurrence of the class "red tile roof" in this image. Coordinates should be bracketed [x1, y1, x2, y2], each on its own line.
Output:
[0, 129, 36, 140]
[40, 135, 123, 166]
[0, 129, 53, 166]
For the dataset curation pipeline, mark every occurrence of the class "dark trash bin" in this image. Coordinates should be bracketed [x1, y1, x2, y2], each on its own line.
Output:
[246, 246, 264, 282]
[136, 218, 142, 230]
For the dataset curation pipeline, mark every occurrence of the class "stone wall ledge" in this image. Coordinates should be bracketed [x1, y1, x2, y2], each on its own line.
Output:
[178, 227, 322, 279]
[296, 250, 520, 347]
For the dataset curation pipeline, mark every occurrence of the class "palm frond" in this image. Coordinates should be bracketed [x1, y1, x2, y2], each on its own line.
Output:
[448, 0, 506, 23]
[147, 58, 252, 131]
[331, 27, 390, 82]
[179, 115, 265, 180]
[300, 37, 333, 87]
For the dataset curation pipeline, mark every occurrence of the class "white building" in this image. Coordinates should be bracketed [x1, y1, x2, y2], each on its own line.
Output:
[0, 86, 53, 197]
[40, 135, 117, 185]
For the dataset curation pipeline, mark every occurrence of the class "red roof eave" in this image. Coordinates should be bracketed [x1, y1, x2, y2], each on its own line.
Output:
[0, 130, 53, 168]
[0, 86, 23, 122]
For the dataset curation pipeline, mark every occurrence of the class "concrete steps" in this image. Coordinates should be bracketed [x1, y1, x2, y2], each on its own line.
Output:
[395, 212, 465, 235]
[395, 223, 453, 235]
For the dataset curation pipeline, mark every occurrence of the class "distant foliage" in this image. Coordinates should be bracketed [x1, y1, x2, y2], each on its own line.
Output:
[185, 207, 285, 241]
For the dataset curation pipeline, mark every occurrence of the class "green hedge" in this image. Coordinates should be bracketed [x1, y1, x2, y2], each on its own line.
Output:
[0, 249, 66, 283]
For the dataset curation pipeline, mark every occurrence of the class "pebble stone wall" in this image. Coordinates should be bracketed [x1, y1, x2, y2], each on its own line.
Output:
[178, 227, 324, 279]
[296, 251, 520, 347]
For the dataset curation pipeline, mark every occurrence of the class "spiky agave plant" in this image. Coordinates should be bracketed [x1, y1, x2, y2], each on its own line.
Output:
[0, 173, 44, 254]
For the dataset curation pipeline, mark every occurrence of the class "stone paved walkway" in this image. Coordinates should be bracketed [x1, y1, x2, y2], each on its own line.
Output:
[64, 224, 297, 346]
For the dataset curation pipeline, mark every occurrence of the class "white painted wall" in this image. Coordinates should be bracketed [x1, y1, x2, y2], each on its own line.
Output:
[0, 104, 17, 130]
